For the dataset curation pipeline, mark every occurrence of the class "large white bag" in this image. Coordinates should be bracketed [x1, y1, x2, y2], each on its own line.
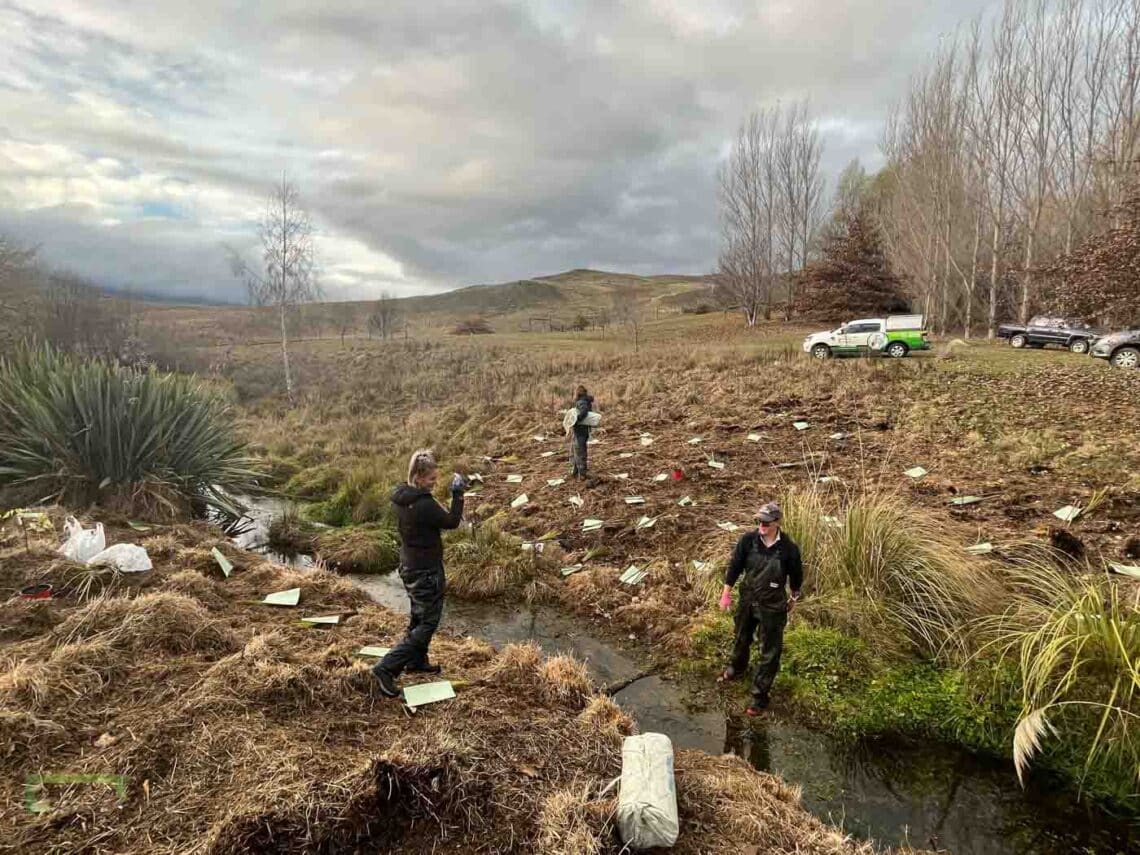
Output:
[562, 408, 603, 435]
[617, 733, 679, 849]
[87, 543, 153, 574]
[59, 517, 106, 563]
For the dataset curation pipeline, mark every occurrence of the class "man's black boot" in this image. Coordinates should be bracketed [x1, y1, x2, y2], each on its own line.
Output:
[372, 667, 400, 698]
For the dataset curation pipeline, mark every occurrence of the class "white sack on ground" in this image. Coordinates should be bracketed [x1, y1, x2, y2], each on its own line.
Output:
[87, 543, 153, 573]
[617, 733, 679, 849]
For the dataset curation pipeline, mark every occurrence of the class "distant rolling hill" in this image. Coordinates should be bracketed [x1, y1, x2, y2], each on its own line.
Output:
[138, 268, 716, 345]
[390, 269, 714, 327]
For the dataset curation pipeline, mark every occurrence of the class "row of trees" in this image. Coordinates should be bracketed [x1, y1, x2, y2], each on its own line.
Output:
[716, 101, 826, 325]
[879, 0, 1140, 335]
[717, 0, 1140, 333]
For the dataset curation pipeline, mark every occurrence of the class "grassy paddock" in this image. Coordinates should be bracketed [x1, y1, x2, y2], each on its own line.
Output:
[204, 312, 1137, 810]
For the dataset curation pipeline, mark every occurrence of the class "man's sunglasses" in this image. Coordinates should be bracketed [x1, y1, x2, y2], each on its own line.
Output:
[757, 519, 777, 526]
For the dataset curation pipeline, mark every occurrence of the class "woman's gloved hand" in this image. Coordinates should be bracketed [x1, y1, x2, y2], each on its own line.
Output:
[450, 473, 469, 493]
[719, 587, 732, 611]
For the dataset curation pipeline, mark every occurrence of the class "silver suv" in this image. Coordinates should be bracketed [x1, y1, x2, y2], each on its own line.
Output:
[1090, 328, 1140, 369]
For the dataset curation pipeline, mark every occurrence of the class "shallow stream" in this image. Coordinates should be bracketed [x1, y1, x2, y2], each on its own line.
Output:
[235, 498, 1136, 854]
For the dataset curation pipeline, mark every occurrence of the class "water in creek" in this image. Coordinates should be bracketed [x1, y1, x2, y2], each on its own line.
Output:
[233, 500, 1136, 854]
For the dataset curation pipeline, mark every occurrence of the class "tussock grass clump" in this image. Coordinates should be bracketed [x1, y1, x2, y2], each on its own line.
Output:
[980, 559, 1140, 794]
[0, 639, 123, 712]
[445, 523, 544, 599]
[675, 751, 875, 854]
[53, 592, 236, 654]
[186, 632, 352, 716]
[242, 564, 371, 610]
[488, 641, 544, 686]
[536, 784, 610, 855]
[315, 524, 399, 574]
[303, 462, 401, 526]
[538, 654, 593, 708]
[783, 486, 1005, 662]
[488, 645, 592, 708]
[577, 695, 635, 744]
[0, 345, 257, 519]
[266, 506, 320, 553]
[282, 463, 346, 498]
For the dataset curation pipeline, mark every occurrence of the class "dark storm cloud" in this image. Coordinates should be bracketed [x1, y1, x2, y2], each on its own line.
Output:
[0, 0, 996, 301]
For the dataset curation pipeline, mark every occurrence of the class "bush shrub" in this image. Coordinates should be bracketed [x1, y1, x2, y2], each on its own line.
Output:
[0, 345, 257, 519]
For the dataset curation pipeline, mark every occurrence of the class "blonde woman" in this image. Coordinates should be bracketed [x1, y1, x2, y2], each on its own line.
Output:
[372, 449, 466, 698]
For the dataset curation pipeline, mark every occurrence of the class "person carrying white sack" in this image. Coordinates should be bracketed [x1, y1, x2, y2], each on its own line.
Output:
[568, 384, 594, 480]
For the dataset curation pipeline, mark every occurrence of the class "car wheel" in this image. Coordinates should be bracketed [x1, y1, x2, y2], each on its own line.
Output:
[1011, 334, 1027, 348]
[1069, 339, 1089, 354]
[811, 344, 832, 360]
[886, 341, 908, 358]
[1111, 346, 1140, 369]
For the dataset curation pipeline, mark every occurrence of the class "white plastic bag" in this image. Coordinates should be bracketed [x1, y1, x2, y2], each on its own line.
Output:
[617, 733, 679, 849]
[59, 517, 106, 563]
[87, 543, 153, 574]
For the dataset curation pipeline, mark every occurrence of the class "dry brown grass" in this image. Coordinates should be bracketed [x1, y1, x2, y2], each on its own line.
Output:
[675, 751, 878, 854]
[577, 695, 636, 744]
[538, 654, 593, 708]
[160, 568, 227, 608]
[536, 783, 613, 855]
[53, 591, 237, 654]
[0, 638, 123, 712]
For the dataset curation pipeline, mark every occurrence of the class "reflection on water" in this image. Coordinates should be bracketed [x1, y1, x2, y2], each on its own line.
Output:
[229, 495, 312, 568]
[235, 497, 1136, 855]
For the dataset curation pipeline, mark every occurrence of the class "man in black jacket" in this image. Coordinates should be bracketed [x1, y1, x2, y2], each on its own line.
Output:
[372, 449, 464, 698]
[570, 385, 593, 479]
[717, 501, 803, 715]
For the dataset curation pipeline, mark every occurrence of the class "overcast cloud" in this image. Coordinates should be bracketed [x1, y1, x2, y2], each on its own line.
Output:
[0, 0, 995, 302]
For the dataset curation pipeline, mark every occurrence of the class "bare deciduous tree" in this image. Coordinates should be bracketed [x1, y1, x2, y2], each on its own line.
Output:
[610, 289, 642, 352]
[877, 0, 1140, 336]
[368, 291, 400, 340]
[717, 109, 779, 326]
[718, 102, 824, 324]
[331, 301, 357, 346]
[227, 175, 319, 403]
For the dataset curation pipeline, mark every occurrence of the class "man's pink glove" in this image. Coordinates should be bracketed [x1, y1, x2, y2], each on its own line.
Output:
[719, 589, 732, 610]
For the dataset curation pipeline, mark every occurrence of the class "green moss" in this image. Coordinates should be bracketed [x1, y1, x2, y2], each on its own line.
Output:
[304, 495, 353, 527]
[776, 625, 1018, 753]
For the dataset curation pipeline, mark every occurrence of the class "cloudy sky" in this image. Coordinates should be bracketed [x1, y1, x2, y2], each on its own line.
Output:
[0, 0, 995, 302]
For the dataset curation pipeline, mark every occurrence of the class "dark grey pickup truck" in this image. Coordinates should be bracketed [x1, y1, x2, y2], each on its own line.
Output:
[996, 316, 1104, 354]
